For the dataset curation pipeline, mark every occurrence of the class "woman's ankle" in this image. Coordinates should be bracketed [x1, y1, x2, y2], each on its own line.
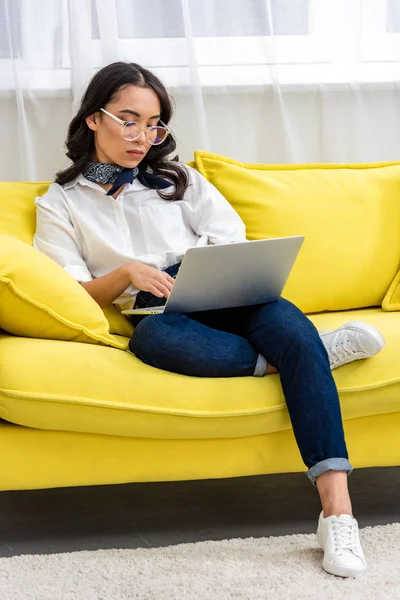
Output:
[322, 505, 353, 518]
[316, 470, 353, 517]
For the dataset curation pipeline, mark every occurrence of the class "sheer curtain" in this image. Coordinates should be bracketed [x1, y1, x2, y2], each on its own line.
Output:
[1, 0, 400, 181]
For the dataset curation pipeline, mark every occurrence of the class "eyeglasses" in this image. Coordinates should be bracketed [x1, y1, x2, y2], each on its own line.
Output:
[100, 108, 170, 145]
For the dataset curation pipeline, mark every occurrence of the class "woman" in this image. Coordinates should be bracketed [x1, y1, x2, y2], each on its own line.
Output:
[34, 62, 385, 578]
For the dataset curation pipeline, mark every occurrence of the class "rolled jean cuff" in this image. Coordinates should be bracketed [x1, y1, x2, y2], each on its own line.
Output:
[305, 458, 353, 487]
[253, 353, 267, 377]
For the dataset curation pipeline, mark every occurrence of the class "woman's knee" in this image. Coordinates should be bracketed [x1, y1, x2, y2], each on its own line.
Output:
[129, 313, 180, 358]
[250, 300, 325, 367]
[260, 298, 318, 341]
[271, 298, 311, 324]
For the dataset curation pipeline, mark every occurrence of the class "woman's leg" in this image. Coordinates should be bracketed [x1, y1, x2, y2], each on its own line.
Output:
[237, 298, 366, 577]
[129, 311, 267, 378]
[235, 298, 351, 488]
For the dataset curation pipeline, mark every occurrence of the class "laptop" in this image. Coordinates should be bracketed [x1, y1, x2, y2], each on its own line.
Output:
[121, 236, 304, 315]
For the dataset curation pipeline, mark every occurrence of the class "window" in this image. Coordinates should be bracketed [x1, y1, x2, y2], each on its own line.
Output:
[88, 0, 314, 74]
[387, 0, 400, 33]
[360, 0, 400, 63]
[0, 0, 21, 59]
[91, 0, 309, 39]
[2, 0, 400, 92]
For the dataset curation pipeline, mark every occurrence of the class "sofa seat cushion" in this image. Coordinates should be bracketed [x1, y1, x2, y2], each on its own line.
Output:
[0, 308, 398, 440]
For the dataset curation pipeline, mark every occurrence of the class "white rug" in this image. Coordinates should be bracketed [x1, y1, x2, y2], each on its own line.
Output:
[1, 523, 399, 600]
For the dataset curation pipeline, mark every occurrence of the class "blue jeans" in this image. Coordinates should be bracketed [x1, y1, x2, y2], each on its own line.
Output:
[129, 275, 352, 486]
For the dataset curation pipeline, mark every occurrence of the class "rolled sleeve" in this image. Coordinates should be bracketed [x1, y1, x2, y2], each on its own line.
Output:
[63, 264, 93, 283]
[34, 184, 93, 283]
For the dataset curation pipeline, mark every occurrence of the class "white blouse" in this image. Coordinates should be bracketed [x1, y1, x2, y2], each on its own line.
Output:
[34, 165, 247, 307]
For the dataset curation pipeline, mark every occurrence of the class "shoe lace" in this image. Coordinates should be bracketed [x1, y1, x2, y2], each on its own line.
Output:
[327, 337, 358, 367]
[332, 518, 359, 555]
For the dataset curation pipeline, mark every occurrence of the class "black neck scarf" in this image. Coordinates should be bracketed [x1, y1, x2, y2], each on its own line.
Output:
[82, 162, 173, 196]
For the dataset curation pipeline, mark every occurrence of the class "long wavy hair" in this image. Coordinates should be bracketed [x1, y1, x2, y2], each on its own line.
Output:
[55, 62, 189, 200]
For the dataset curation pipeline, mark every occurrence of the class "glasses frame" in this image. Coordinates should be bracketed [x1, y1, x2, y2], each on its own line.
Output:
[100, 108, 171, 145]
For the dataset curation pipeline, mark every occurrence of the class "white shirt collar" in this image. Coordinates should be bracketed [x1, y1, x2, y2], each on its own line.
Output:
[63, 173, 91, 190]
[63, 172, 147, 193]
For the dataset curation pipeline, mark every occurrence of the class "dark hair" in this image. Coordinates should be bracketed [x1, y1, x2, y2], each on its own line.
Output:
[55, 62, 189, 200]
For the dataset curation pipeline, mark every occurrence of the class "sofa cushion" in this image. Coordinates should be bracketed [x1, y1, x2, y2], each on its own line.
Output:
[0, 182, 49, 244]
[382, 269, 400, 311]
[102, 305, 134, 337]
[194, 152, 400, 314]
[0, 182, 134, 339]
[0, 235, 126, 348]
[0, 308, 398, 440]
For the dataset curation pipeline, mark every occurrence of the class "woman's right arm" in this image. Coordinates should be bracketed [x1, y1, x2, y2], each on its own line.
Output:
[80, 265, 133, 308]
[81, 262, 175, 308]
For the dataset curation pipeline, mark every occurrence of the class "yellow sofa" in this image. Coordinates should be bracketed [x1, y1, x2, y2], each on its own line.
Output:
[1, 151, 400, 492]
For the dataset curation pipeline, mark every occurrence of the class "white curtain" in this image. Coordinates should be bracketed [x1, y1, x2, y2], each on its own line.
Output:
[1, 0, 400, 181]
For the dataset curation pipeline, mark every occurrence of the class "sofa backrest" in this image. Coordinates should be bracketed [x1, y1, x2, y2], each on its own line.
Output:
[0, 182, 50, 244]
[193, 152, 400, 314]
[2, 157, 400, 316]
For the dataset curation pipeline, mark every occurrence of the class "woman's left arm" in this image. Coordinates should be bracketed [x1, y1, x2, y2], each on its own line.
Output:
[186, 168, 247, 244]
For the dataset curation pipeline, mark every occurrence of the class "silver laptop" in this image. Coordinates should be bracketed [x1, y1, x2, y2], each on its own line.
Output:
[121, 236, 304, 315]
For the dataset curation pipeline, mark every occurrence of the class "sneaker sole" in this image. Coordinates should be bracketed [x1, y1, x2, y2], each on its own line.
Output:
[322, 557, 367, 578]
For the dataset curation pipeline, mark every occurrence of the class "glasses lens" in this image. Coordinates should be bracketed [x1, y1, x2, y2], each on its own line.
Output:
[148, 127, 168, 145]
[122, 122, 141, 141]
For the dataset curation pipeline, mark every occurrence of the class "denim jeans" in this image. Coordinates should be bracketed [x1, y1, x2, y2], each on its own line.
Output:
[129, 268, 352, 486]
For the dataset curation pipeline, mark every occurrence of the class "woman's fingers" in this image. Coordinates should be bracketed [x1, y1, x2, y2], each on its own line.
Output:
[163, 279, 175, 292]
[157, 272, 175, 291]
[156, 272, 175, 287]
[141, 270, 176, 298]
[149, 279, 171, 298]
[147, 284, 165, 298]
[156, 282, 171, 298]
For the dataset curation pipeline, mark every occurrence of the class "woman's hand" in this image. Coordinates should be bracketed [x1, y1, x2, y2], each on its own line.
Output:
[124, 261, 175, 298]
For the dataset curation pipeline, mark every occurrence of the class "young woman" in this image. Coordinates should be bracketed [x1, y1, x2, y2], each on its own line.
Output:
[34, 62, 385, 578]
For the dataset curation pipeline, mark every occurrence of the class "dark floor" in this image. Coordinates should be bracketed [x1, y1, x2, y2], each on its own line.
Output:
[0, 467, 399, 558]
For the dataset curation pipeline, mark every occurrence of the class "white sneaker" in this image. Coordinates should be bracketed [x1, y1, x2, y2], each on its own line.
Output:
[317, 511, 367, 578]
[319, 320, 385, 370]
